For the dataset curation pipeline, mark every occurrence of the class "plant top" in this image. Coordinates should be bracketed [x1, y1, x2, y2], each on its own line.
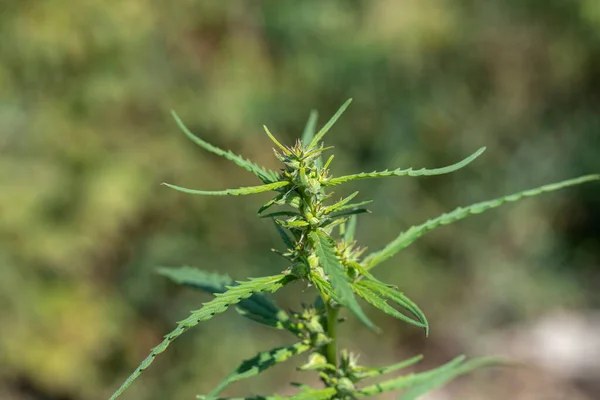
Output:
[109, 99, 598, 400]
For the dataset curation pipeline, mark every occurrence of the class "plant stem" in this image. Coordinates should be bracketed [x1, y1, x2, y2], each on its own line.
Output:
[324, 299, 339, 367]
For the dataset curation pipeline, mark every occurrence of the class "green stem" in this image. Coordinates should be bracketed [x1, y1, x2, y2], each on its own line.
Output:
[324, 299, 339, 367]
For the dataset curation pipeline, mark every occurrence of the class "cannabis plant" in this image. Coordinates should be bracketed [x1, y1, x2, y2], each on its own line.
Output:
[109, 99, 598, 400]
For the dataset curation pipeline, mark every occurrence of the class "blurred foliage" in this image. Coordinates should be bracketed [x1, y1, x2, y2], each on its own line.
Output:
[0, 1, 598, 399]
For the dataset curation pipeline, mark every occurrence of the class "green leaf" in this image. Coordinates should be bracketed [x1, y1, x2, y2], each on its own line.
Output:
[197, 387, 337, 400]
[162, 180, 289, 196]
[357, 280, 428, 334]
[287, 387, 337, 400]
[323, 154, 335, 170]
[259, 211, 302, 219]
[301, 110, 319, 146]
[357, 356, 504, 397]
[350, 355, 423, 380]
[324, 147, 486, 186]
[206, 342, 311, 398]
[109, 274, 294, 400]
[395, 357, 503, 400]
[263, 125, 291, 155]
[364, 174, 600, 269]
[310, 271, 341, 304]
[328, 200, 373, 215]
[346, 261, 387, 286]
[157, 266, 232, 294]
[171, 111, 279, 183]
[323, 191, 360, 214]
[308, 230, 377, 331]
[353, 282, 427, 332]
[300, 109, 321, 169]
[258, 191, 302, 214]
[357, 356, 464, 396]
[258, 192, 285, 214]
[198, 396, 282, 400]
[327, 208, 371, 220]
[272, 220, 295, 249]
[276, 219, 310, 229]
[307, 99, 352, 149]
[343, 215, 358, 242]
[157, 267, 288, 328]
[234, 308, 289, 330]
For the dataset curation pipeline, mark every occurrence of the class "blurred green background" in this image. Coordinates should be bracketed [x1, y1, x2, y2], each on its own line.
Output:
[1, 1, 599, 399]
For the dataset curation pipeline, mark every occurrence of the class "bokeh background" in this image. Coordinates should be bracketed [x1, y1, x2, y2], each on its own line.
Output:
[1, 1, 599, 399]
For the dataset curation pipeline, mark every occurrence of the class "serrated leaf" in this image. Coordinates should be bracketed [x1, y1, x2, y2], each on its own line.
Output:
[358, 356, 507, 397]
[395, 357, 504, 400]
[324, 147, 486, 186]
[273, 220, 295, 249]
[357, 280, 428, 334]
[327, 208, 371, 220]
[109, 274, 293, 400]
[353, 283, 427, 332]
[276, 219, 310, 228]
[162, 180, 289, 196]
[157, 266, 232, 293]
[258, 191, 302, 214]
[206, 342, 311, 398]
[307, 99, 352, 149]
[328, 200, 373, 215]
[157, 267, 289, 328]
[288, 387, 337, 400]
[258, 192, 285, 214]
[357, 356, 464, 396]
[309, 272, 341, 306]
[308, 230, 377, 331]
[364, 174, 600, 269]
[197, 387, 336, 400]
[346, 262, 386, 286]
[234, 308, 289, 330]
[260, 211, 302, 219]
[171, 111, 279, 183]
[350, 354, 423, 380]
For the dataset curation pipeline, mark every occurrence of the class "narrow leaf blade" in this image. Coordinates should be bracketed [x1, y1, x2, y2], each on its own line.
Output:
[356, 356, 466, 396]
[350, 354, 423, 380]
[358, 280, 428, 333]
[324, 147, 486, 186]
[343, 215, 358, 242]
[157, 266, 232, 293]
[171, 111, 279, 183]
[157, 267, 286, 326]
[322, 191, 360, 214]
[263, 126, 291, 154]
[109, 274, 293, 400]
[273, 220, 295, 249]
[396, 357, 506, 400]
[207, 342, 311, 397]
[365, 174, 600, 269]
[301, 110, 319, 148]
[308, 230, 377, 331]
[307, 99, 352, 149]
[162, 180, 288, 196]
[353, 283, 427, 331]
